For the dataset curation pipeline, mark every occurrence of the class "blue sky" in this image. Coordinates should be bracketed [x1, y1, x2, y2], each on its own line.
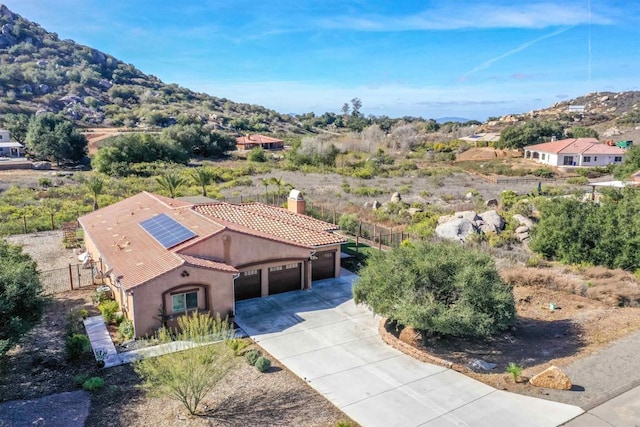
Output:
[3, 0, 640, 120]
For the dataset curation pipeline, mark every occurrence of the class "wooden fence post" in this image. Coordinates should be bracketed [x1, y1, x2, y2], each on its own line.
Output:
[50, 213, 55, 230]
[68, 264, 74, 290]
[22, 215, 27, 234]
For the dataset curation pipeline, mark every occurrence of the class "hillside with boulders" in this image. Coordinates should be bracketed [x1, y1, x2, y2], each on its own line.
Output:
[0, 4, 300, 133]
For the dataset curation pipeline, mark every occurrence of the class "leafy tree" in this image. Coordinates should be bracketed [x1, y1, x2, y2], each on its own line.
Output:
[0, 239, 47, 356]
[188, 167, 216, 197]
[24, 113, 87, 165]
[613, 145, 640, 179]
[0, 113, 30, 143]
[161, 123, 235, 158]
[92, 133, 188, 176]
[350, 97, 362, 117]
[155, 171, 186, 198]
[498, 121, 563, 149]
[353, 241, 516, 340]
[134, 312, 237, 415]
[566, 126, 599, 139]
[287, 136, 339, 167]
[85, 174, 105, 210]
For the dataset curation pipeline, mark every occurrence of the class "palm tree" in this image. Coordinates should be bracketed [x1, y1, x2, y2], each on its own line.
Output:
[85, 174, 105, 211]
[156, 171, 186, 198]
[189, 167, 216, 197]
[261, 178, 270, 201]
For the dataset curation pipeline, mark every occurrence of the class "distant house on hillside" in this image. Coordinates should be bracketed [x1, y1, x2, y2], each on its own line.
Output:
[235, 134, 284, 151]
[0, 129, 23, 158]
[568, 105, 586, 113]
[523, 138, 626, 167]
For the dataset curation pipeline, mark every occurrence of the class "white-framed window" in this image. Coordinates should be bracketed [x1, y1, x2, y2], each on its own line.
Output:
[583, 156, 591, 163]
[285, 263, 299, 269]
[269, 266, 283, 272]
[243, 269, 258, 276]
[172, 290, 198, 313]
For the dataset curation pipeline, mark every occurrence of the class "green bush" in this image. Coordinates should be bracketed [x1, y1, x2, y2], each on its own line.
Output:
[338, 214, 359, 235]
[566, 176, 589, 185]
[247, 147, 267, 162]
[254, 356, 271, 372]
[532, 168, 554, 178]
[65, 334, 90, 361]
[244, 349, 261, 365]
[226, 338, 249, 356]
[82, 376, 105, 392]
[505, 362, 524, 383]
[80, 309, 88, 319]
[117, 319, 134, 341]
[98, 300, 119, 324]
[65, 309, 85, 337]
[74, 373, 91, 387]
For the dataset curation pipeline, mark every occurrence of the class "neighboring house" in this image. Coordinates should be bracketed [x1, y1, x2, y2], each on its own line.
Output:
[523, 138, 626, 167]
[78, 190, 345, 337]
[0, 129, 23, 157]
[236, 134, 284, 151]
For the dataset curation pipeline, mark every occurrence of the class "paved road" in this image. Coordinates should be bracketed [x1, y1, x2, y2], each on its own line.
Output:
[235, 270, 583, 427]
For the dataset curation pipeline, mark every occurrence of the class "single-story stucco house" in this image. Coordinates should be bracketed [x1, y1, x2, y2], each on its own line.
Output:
[235, 134, 284, 151]
[0, 129, 23, 157]
[78, 190, 345, 337]
[523, 138, 626, 167]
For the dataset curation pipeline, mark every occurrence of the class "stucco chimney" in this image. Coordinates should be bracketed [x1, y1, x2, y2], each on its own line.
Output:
[287, 189, 306, 215]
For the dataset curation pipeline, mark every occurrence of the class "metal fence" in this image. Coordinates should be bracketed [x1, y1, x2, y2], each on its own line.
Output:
[38, 262, 97, 295]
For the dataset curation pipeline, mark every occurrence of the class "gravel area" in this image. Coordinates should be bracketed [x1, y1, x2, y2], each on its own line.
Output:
[6, 230, 78, 271]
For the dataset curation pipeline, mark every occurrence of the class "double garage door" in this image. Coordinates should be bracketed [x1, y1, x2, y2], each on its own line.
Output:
[235, 252, 335, 301]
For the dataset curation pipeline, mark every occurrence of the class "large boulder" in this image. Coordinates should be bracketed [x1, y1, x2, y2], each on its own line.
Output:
[390, 192, 402, 203]
[435, 218, 477, 242]
[529, 366, 572, 390]
[32, 161, 52, 170]
[454, 210, 479, 222]
[512, 214, 534, 229]
[478, 210, 505, 233]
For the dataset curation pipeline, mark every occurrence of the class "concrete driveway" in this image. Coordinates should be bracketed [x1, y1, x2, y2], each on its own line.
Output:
[235, 270, 583, 427]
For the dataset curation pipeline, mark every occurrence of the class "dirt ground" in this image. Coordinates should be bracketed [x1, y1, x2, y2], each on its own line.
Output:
[393, 265, 640, 399]
[0, 233, 353, 426]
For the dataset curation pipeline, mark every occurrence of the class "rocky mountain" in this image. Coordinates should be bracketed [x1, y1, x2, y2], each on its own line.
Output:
[0, 4, 299, 132]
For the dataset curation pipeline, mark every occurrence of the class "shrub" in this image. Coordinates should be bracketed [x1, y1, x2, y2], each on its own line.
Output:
[244, 349, 261, 365]
[247, 147, 267, 162]
[505, 362, 524, 383]
[98, 300, 119, 324]
[338, 214, 359, 235]
[254, 356, 271, 372]
[91, 288, 111, 305]
[74, 373, 91, 387]
[80, 309, 88, 319]
[532, 168, 554, 178]
[65, 334, 90, 361]
[566, 176, 589, 185]
[118, 319, 134, 341]
[65, 309, 85, 337]
[82, 376, 105, 392]
[226, 338, 249, 356]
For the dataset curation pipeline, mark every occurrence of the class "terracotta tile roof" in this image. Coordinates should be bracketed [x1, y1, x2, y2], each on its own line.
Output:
[78, 192, 226, 290]
[79, 192, 344, 290]
[525, 138, 626, 155]
[193, 203, 345, 248]
[177, 254, 238, 273]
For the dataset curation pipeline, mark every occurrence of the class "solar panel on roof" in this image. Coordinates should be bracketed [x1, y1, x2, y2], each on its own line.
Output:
[140, 213, 197, 249]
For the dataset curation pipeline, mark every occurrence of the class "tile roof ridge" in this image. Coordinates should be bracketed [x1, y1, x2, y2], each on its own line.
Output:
[144, 192, 193, 209]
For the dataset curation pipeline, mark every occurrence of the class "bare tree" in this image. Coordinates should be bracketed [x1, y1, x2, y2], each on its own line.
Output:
[360, 124, 386, 154]
[390, 122, 420, 151]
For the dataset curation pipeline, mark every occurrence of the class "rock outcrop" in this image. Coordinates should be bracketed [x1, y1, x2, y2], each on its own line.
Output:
[529, 366, 572, 390]
[435, 218, 476, 242]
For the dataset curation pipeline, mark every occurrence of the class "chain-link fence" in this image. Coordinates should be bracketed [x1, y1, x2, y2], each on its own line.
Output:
[38, 262, 96, 295]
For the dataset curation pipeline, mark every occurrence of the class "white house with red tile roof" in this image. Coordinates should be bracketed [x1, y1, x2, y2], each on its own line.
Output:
[235, 134, 284, 151]
[78, 191, 345, 337]
[523, 138, 626, 167]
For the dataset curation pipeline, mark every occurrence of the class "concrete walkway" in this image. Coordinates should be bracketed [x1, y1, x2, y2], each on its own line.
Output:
[235, 270, 584, 427]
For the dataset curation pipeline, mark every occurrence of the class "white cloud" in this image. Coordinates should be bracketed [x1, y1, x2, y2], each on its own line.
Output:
[317, 2, 613, 31]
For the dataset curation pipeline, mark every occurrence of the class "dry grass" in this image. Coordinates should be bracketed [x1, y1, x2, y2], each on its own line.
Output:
[502, 265, 640, 307]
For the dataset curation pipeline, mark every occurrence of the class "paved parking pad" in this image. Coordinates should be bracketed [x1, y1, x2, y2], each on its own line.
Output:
[235, 271, 584, 427]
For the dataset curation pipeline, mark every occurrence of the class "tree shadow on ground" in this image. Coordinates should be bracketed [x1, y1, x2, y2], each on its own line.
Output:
[203, 389, 311, 426]
[391, 316, 586, 371]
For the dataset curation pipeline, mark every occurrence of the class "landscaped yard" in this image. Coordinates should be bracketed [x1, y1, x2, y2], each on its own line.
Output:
[0, 233, 355, 426]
